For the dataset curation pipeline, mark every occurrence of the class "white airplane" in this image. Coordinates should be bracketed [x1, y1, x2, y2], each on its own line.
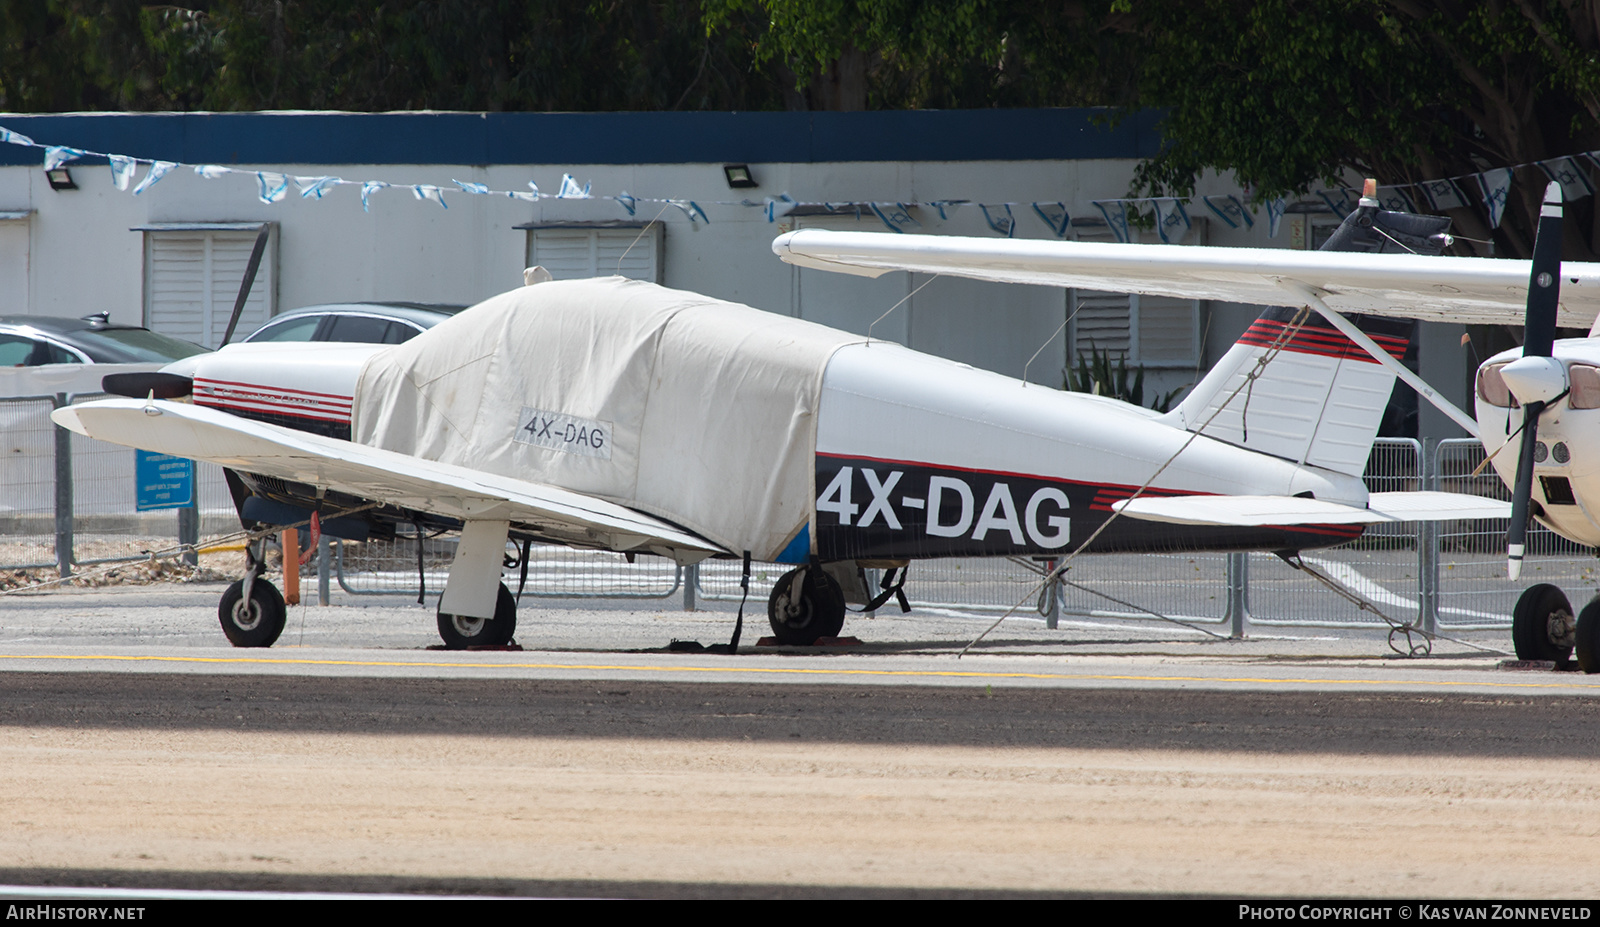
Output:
[775, 181, 1600, 670]
[52, 198, 1511, 653]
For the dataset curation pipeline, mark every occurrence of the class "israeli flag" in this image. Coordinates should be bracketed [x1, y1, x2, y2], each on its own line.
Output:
[412, 185, 447, 209]
[1317, 188, 1357, 219]
[108, 155, 139, 191]
[193, 164, 232, 180]
[132, 161, 176, 196]
[1092, 201, 1130, 243]
[1032, 202, 1070, 238]
[1376, 186, 1417, 213]
[1152, 197, 1191, 243]
[43, 146, 86, 172]
[0, 127, 34, 147]
[256, 172, 289, 204]
[1418, 177, 1468, 211]
[1476, 168, 1514, 228]
[668, 200, 709, 224]
[296, 176, 340, 200]
[1202, 195, 1253, 230]
[1539, 157, 1594, 200]
[557, 174, 591, 199]
[505, 190, 539, 202]
[764, 193, 797, 223]
[870, 202, 919, 233]
[929, 200, 968, 221]
[452, 179, 490, 195]
[360, 181, 388, 212]
[980, 204, 1016, 238]
[1266, 198, 1287, 238]
[616, 192, 638, 216]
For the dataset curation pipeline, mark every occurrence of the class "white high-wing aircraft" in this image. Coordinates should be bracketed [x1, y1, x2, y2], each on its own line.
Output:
[775, 181, 1600, 670]
[52, 197, 1510, 653]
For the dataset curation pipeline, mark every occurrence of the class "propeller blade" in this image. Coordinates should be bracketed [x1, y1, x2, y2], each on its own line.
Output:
[1507, 181, 1565, 579]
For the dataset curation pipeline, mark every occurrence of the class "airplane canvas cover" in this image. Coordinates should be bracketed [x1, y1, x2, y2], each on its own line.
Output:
[352, 277, 855, 560]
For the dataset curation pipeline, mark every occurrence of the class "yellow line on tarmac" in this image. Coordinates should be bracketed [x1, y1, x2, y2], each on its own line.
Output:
[3, 651, 1600, 691]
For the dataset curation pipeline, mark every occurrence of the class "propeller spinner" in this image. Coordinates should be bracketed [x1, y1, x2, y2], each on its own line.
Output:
[1505, 182, 1567, 579]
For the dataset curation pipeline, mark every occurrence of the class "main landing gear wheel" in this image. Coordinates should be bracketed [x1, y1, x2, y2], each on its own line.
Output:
[1575, 597, 1600, 674]
[1512, 583, 1575, 665]
[218, 578, 287, 648]
[767, 567, 846, 645]
[437, 583, 517, 649]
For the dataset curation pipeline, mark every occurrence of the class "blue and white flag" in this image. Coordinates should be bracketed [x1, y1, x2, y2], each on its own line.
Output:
[256, 172, 288, 204]
[1539, 157, 1594, 200]
[132, 161, 176, 196]
[505, 190, 539, 202]
[0, 127, 33, 147]
[1202, 195, 1253, 230]
[764, 193, 797, 223]
[296, 175, 340, 200]
[1092, 200, 1130, 243]
[412, 185, 447, 209]
[1266, 198, 1287, 239]
[980, 204, 1016, 238]
[1418, 177, 1468, 211]
[1152, 198, 1191, 243]
[615, 192, 638, 216]
[929, 200, 968, 221]
[108, 155, 139, 191]
[43, 146, 86, 172]
[557, 174, 591, 199]
[668, 200, 708, 224]
[1476, 168, 1514, 228]
[870, 202, 919, 233]
[1031, 202, 1070, 238]
[1317, 188, 1358, 219]
[452, 179, 490, 195]
[1377, 186, 1417, 213]
[360, 181, 388, 212]
[193, 164, 232, 180]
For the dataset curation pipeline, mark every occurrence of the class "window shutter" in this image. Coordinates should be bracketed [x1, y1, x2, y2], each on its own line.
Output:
[526, 226, 661, 282]
[144, 228, 275, 348]
[1136, 295, 1199, 366]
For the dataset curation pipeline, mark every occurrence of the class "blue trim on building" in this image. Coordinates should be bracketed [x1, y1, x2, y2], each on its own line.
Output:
[0, 109, 1162, 167]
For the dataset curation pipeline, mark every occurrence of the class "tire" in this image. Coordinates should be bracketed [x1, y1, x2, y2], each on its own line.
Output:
[218, 578, 287, 648]
[766, 567, 847, 645]
[1511, 583, 1574, 663]
[437, 583, 517, 649]
[1576, 597, 1600, 674]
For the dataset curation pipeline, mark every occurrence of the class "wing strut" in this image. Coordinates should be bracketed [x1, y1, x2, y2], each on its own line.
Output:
[1278, 280, 1480, 439]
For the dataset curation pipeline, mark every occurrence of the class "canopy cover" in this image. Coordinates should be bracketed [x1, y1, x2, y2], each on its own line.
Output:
[353, 276, 854, 560]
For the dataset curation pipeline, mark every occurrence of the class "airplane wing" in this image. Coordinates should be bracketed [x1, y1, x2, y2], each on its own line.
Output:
[1111, 491, 1511, 527]
[52, 398, 722, 561]
[772, 229, 1600, 329]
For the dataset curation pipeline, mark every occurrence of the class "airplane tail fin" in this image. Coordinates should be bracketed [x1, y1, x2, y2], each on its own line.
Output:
[1165, 305, 1412, 477]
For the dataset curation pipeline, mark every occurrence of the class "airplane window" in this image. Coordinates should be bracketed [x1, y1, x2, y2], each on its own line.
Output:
[1569, 364, 1600, 409]
[1476, 363, 1514, 408]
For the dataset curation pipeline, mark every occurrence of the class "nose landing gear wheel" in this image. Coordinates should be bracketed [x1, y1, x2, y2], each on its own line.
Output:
[767, 567, 846, 645]
[1512, 583, 1575, 664]
[437, 583, 518, 649]
[218, 578, 288, 648]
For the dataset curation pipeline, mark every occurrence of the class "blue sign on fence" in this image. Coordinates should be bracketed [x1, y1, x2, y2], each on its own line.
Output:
[135, 450, 193, 511]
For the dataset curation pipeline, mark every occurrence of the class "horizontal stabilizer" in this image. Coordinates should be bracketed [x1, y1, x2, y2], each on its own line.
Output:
[1111, 491, 1511, 527]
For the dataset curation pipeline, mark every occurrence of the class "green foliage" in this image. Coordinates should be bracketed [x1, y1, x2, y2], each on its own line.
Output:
[1066, 344, 1182, 412]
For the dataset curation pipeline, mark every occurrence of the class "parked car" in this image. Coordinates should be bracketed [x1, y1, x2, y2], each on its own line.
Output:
[242, 302, 467, 345]
[0, 313, 209, 366]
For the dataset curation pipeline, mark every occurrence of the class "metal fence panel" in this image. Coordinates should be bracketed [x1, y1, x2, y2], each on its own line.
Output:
[336, 533, 681, 598]
[0, 397, 59, 569]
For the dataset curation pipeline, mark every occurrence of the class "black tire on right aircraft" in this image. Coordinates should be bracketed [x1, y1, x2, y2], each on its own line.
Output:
[218, 578, 288, 648]
[767, 567, 847, 645]
[1574, 596, 1600, 674]
[1511, 583, 1574, 665]
[436, 582, 518, 649]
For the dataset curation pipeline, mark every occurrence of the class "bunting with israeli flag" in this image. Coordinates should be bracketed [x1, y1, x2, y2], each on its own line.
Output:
[929, 200, 968, 221]
[764, 193, 796, 223]
[108, 155, 138, 191]
[1031, 202, 1070, 238]
[614, 191, 638, 216]
[1152, 197, 1190, 244]
[667, 200, 708, 224]
[557, 174, 591, 198]
[1376, 186, 1416, 213]
[980, 204, 1015, 238]
[1317, 188, 1357, 219]
[1476, 167, 1514, 228]
[255, 171, 288, 204]
[1418, 177, 1468, 211]
[1202, 194, 1253, 230]
[43, 146, 86, 172]
[869, 202, 919, 233]
[360, 181, 387, 212]
[0, 127, 33, 147]
[1538, 157, 1594, 200]
[131, 160, 174, 196]
[296, 175, 340, 200]
[1092, 200, 1131, 243]
[452, 179, 490, 195]
[194, 164, 231, 180]
[412, 184, 447, 209]
[1266, 198, 1286, 239]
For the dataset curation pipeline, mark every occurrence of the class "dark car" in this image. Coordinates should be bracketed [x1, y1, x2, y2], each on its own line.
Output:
[0, 313, 209, 366]
[242, 302, 468, 345]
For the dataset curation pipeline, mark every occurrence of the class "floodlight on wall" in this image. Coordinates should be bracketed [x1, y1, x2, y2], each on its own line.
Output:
[45, 167, 76, 191]
[722, 164, 757, 188]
